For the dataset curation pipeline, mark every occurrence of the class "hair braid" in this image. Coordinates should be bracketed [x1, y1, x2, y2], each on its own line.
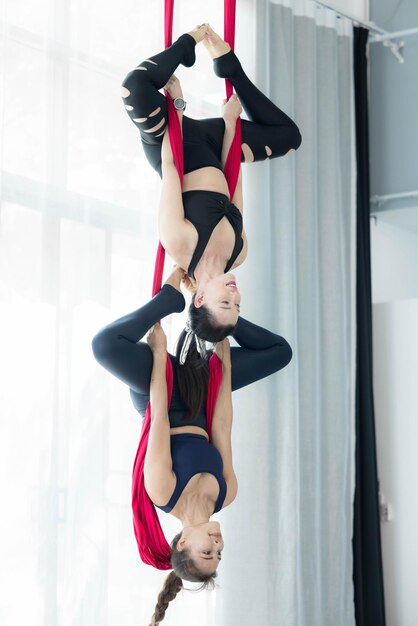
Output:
[149, 571, 183, 626]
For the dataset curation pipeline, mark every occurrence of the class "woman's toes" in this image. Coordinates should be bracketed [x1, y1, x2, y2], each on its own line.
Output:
[188, 23, 208, 43]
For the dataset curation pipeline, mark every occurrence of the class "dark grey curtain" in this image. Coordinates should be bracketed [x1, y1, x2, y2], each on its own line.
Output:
[352, 26, 386, 626]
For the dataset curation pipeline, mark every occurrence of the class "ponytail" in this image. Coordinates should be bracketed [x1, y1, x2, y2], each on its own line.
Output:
[175, 299, 234, 421]
[149, 571, 183, 626]
[149, 533, 217, 625]
[175, 328, 210, 421]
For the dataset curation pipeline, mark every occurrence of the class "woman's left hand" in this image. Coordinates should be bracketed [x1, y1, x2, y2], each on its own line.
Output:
[222, 94, 242, 125]
[147, 323, 167, 355]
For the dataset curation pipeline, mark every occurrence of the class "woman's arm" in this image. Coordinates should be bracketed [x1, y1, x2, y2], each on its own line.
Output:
[143, 324, 176, 505]
[220, 94, 248, 265]
[158, 130, 189, 251]
[230, 168, 248, 266]
[221, 94, 242, 170]
[148, 325, 169, 423]
[91, 272, 185, 394]
[210, 339, 238, 507]
[158, 76, 195, 258]
[230, 316, 293, 391]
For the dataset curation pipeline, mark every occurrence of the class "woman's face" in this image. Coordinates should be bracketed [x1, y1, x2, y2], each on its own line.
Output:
[176, 522, 224, 576]
[194, 273, 241, 327]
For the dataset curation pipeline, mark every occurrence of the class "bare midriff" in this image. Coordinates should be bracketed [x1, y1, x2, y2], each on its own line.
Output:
[170, 425, 209, 441]
[182, 166, 229, 197]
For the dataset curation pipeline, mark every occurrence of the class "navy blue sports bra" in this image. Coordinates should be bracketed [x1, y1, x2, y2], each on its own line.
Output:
[154, 433, 227, 514]
[182, 190, 244, 279]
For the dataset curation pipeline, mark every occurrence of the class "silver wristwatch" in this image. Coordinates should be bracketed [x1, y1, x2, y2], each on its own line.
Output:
[173, 97, 187, 111]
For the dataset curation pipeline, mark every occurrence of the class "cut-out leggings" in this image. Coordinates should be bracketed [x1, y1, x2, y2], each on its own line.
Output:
[121, 34, 302, 177]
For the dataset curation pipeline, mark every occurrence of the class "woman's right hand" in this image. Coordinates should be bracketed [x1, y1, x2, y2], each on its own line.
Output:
[147, 322, 167, 355]
[164, 74, 183, 101]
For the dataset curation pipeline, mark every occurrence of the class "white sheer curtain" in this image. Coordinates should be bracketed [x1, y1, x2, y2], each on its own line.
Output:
[214, 1, 357, 625]
[0, 1, 237, 625]
[0, 1, 356, 625]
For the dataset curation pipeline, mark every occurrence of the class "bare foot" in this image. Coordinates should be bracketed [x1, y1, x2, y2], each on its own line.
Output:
[203, 24, 231, 58]
[187, 24, 209, 44]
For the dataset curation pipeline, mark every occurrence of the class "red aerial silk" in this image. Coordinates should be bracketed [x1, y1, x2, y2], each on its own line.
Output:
[223, 0, 242, 200]
[131, 0, 240, 570]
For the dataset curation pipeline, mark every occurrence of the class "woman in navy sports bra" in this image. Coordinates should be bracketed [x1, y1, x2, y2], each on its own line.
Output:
[145, 321, 232, 579]
[145, 321, 232, 625]
[91, 266, 292, 623]
[121, 24, 301, 348]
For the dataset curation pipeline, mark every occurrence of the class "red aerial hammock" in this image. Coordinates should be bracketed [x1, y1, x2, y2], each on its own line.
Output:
[131, 0, 242, 570]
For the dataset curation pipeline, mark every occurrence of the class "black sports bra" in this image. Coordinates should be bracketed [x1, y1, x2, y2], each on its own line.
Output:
[182, 189, 244, 279]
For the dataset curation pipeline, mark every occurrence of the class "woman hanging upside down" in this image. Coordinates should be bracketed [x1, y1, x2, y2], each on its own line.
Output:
[121, 24, 301, 346]
[91, 265, 293, 623]
[145, 320, 231, 624]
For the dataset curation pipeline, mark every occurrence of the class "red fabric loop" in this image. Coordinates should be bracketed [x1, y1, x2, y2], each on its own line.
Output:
[223, 0, 242, 201]
[131, 356, 174, 569]
[132, 0, 238, 570]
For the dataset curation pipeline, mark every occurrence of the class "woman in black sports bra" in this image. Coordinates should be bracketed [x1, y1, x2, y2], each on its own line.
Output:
[121, 24, 301, 344]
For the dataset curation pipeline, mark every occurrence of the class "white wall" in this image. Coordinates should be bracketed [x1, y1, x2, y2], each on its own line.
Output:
[372, 299, 418, 626]
[371, 210, 418, 303]
[371, 211, 418, 626]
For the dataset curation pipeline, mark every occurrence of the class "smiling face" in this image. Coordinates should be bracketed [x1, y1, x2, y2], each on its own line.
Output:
[176, 522, 224, 576]
[194, 273, 241, 327]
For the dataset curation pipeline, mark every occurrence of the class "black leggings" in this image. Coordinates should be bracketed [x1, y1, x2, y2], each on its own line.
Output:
[91, 285, 293, 427]
[121, 34, 302, 176]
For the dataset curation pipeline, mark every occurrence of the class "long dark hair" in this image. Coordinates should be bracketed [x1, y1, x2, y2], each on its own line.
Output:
[148, 532, 217, 626]
[175, 326, 210, 422]
[175, 301, 235, 421]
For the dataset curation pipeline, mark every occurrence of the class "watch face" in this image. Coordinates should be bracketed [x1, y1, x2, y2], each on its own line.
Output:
[174, 97, 186, 110]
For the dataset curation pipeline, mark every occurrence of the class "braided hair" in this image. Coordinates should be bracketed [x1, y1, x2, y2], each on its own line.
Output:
[148, 532, 217, 625]
[149, 571, 182, 626]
